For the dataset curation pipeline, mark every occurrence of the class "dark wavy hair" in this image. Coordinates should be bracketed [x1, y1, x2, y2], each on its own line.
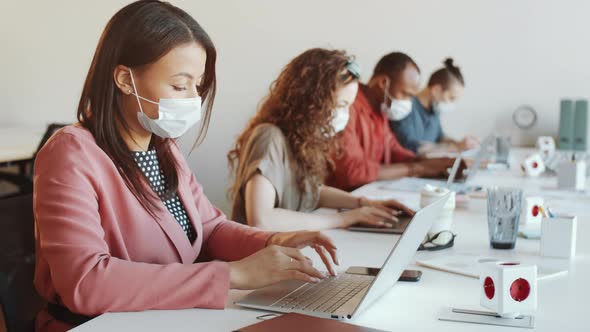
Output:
[77, 0, 216, 217]
[228, 48, 358, 200]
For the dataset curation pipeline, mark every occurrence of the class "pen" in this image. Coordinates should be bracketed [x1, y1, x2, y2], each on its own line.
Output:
[538, 206, 548, 218]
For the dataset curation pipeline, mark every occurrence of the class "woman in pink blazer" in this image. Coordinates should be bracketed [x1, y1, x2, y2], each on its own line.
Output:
[33, 2, 337, 331]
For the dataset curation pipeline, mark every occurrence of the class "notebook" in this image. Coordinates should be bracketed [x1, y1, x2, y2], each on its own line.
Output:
[234, 313, 387, 332]
[416, 254, 568, 281]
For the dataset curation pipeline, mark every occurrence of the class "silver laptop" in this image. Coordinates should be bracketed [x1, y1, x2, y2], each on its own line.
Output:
[235, 193, 451, 320]
[380, 136, 495, 193]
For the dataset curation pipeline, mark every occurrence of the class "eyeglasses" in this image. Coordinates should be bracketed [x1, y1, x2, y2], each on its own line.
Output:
[418, 231, 456, 251]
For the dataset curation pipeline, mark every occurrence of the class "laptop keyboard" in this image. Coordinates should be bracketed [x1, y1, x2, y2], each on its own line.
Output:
[271, 273, 373, 313]
[352, 215, 411, 230]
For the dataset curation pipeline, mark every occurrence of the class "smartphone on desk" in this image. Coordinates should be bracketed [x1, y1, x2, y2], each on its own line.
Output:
[345, 266, 422, 282]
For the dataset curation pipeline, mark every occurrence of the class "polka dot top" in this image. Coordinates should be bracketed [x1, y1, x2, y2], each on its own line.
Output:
[132, 150, 197, 243]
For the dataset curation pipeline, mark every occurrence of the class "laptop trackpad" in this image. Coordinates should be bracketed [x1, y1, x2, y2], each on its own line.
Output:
[237, 279, 307, 307]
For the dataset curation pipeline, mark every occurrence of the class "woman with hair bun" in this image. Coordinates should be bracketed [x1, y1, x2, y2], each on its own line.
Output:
[390, 58, 479, 155]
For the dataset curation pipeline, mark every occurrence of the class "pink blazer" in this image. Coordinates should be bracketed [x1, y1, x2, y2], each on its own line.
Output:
[33, 125, 272, 332]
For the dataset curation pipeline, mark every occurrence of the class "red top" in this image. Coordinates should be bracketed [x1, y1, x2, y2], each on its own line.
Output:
[327, 85, 416, 191]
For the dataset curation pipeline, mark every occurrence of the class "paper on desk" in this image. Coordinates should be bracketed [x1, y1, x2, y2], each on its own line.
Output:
[416, 254, 568, 281]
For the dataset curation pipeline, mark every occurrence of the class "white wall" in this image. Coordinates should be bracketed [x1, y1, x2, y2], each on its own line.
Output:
[1, 0, 589, 213]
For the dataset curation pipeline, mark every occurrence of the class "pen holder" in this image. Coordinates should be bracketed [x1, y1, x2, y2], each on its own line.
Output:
[557, 160, 586, 191]
[540, 216, 577, 259]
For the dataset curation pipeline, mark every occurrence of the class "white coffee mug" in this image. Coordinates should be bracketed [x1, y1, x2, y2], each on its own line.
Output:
[420, 185, 456, 243]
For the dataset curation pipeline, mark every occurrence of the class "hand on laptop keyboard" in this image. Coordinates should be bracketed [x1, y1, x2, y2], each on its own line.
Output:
[340, 206, 399, 228]
[359, 197, 415, 219]
[229, 231, 339, 290]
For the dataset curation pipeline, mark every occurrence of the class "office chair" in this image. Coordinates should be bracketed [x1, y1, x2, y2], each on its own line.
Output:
[0, 123, 67, 198]
[0, 194, 46, 332]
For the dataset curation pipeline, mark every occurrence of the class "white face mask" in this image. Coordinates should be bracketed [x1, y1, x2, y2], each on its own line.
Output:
[129, 69, 202, 139]
[432, 101, 456, 114]
[331, 108, 350, 134]
[380, 78, 413, 121]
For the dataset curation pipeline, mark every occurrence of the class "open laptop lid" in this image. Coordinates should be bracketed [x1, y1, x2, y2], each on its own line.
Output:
[446, 156, 463, 185]
[446, 135, 495, 186]
[462, 135, 495, 183]
[349, 193, 451, 318]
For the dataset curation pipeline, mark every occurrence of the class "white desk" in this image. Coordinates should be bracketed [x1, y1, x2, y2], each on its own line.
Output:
[72, 149, 589, 332]
[0, 127, 45, 165]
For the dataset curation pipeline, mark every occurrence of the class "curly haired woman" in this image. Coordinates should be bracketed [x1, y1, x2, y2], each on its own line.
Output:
[227, 49, 414, 232]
